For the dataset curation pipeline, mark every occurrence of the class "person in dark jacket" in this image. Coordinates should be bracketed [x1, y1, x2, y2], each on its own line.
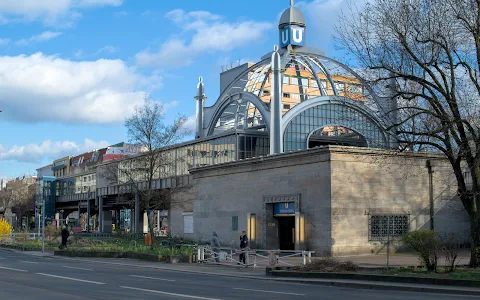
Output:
[239, 231, 249, 265]
[60, 225, 69, 249]
[211, 231, 221, 263]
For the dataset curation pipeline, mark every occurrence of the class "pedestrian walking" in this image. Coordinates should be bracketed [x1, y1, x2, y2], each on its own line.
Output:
[59, 225, 69, 249]
[211, 231, 221, 263]
[239, 230, 249, 265]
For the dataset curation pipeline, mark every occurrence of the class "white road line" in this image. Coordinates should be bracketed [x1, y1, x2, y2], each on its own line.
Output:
[0, 266, 28, 272]
[120, 286, 223, 300]
[233, 287, 306, 296]
[130, 274, 176, 282]
[36, 273, 105, 285]
[62, 266, 94, 271]
[19, 260, 38, 264]
[0, 257, 5, 260]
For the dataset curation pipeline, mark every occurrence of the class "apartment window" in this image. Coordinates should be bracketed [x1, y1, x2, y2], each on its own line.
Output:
[321, 80, 328, 90]
[348, 84, 363, 94]
[283, 93, 291, 98]
[291, 94, 300, 100]
[263, 90, 270, 96]
[283, 75, 290, 85]
[301, 78, 309, 87]
[283, 104, 291, 110]
[369, 215, 409, 241]
[334, 81, 345, 92]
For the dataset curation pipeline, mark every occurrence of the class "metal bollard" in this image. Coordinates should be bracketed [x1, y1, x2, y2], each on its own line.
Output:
[245, 250, 250, 267]
[308, 251, 312, 264]
[302, 251, 307, 265]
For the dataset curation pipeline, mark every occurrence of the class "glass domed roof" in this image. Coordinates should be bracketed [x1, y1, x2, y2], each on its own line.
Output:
[210, 50, 385, 136]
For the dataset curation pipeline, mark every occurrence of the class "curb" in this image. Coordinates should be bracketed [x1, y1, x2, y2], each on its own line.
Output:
[267, 277, 480, 296]
[267, 269, 480, 289]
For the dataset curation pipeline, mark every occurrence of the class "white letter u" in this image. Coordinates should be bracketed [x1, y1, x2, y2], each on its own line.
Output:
[292, 28, 303, 43]
[281, 30, 289, 44]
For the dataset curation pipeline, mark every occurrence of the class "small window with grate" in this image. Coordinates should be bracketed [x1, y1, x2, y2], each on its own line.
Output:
[369, 215, 409, 241]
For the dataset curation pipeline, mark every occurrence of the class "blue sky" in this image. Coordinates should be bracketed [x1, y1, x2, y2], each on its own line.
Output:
[0, 0, 360, 180]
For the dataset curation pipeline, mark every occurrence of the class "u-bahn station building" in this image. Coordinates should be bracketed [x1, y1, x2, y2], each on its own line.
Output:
[38, 2, 471, 255]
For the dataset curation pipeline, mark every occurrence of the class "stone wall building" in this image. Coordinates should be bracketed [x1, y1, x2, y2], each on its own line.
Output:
[170, 147, 469, 255]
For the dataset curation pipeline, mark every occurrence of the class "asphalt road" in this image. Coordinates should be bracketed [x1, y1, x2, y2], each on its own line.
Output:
[0, 249, 479, 300]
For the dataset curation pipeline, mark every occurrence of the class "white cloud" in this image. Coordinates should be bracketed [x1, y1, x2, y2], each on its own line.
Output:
[74, 49, 84, 58]
[0, 0, 123, 26]
[135, 9, 273, 68]
[16, 31, 62, 46]
[0, 139, 110, 163]
[75, 0, 122, 7]
[162, 100, 180, 111]
[183, 115, 197, 134]
[0, 52, 159, 124]
[95, 45, 118, 55]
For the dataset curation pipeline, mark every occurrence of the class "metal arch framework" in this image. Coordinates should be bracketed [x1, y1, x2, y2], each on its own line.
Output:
[206, 92, 271, 136]
[282, 96, 390, 151]
[216, 58, 271, 105]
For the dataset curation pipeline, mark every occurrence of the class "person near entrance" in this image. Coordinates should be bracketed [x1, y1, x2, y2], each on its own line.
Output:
[211, 231, 221, 263]
[239, 231, 249, 265]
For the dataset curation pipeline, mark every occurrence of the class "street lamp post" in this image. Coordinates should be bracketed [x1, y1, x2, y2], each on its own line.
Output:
[426, 159, 434, 231]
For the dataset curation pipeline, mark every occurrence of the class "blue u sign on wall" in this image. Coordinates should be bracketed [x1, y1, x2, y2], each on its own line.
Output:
[279, 25, 305, 48]
[274, 202, 296, 216]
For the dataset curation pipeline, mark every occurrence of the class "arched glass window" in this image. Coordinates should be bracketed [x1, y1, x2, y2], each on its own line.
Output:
[284, 103, 387, 152]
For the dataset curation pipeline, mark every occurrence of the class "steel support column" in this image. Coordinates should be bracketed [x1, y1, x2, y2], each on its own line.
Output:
[135, 191, 141, 234]
[270, 45, 283, 154]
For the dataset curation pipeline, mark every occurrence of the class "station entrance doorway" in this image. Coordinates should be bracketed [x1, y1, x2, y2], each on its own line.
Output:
[278, 216, 295, 250]
[265, 201, 297, 250]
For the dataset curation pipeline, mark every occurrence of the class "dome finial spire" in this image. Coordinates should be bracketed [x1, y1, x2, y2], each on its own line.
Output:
[290, 0, 294, 7]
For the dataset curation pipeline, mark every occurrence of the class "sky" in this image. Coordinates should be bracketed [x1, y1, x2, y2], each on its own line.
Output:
[0, 0, 363, 180]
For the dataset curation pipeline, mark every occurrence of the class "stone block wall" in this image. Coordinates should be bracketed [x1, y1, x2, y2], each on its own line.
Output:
[330, 148, 470, 255]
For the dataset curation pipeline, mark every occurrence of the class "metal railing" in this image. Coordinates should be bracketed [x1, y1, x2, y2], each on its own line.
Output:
[196, 246, 315, 268]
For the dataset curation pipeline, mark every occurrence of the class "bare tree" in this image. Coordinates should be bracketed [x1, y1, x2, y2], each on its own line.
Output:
[0, 180, 35, 228]
[336, 0, 480, 267]
[104, 96, 189, 244]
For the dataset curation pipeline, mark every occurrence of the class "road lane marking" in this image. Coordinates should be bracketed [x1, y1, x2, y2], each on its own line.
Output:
[130, 274, 176, 282]
[120, 286, 223, 300]
[0, 257, 5, 259]
[36, 273, 105, 285]
[62, 266, 94, 271]
[19, 260, 38, 264]
[233, 287, 306, 296]
[0, 266, 28, 272]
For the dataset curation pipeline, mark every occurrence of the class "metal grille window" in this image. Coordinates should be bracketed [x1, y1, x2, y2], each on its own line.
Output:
[369, 215, 409, 241]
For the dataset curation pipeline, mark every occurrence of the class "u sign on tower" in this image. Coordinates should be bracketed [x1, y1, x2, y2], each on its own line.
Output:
[278, 0, 306, 48]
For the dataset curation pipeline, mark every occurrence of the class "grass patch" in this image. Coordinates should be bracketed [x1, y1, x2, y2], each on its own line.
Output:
[65, 238, 194, 256]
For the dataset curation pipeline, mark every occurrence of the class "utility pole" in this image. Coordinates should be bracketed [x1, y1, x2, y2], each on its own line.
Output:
[426, 159, 434, 231]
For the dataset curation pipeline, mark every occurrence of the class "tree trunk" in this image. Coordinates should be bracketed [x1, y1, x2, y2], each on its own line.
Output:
[469, 215, 480, 268]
